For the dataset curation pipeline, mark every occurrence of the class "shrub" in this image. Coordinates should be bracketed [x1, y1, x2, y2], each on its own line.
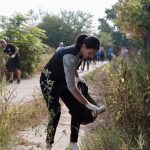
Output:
[106, 52, 150, 149]
[0, 14, 48, 77]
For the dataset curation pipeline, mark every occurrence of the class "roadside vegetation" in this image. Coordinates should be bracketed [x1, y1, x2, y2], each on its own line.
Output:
[0, 81, 48, 149]
[81, 50, 150, 150]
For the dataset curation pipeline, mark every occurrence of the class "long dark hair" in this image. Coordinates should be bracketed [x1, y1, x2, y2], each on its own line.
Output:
[75, 33, 88, 49]
[75, 33, 100, 51]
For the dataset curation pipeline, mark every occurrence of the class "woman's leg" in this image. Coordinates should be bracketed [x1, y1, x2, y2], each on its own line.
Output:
[6, 58, 13, 82]
[16, 69, 21, 83]
[9, 71, 13, 82]
[14, 55, 21, 83]
[70, 115, 81, 150]
[60, 88, 83, 143]
[70, 115, 80, 143]
[46, 96, 61, 145]
[40, 77, 62, 146]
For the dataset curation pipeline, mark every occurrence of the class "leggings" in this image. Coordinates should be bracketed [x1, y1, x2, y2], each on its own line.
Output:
[40, 75, 83, 144]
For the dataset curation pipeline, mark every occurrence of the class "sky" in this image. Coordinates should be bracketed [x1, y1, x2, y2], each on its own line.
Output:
[0, 0, 118, 29]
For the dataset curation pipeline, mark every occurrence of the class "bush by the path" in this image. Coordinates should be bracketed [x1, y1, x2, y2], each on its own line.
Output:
[106, 52, 150, 149]
[0, 14, 48, 78]
[81, 51, 150, 149]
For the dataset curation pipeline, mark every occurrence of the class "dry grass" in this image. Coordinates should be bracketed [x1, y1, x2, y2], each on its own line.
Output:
[80, 64, 134, 150]
[0, 84, 48, 149]
[81, 53, 150, 150]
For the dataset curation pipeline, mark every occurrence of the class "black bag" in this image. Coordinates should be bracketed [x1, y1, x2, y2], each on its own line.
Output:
[77, 81, 97, 125]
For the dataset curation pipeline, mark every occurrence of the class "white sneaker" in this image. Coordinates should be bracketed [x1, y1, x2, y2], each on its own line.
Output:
[70, 142, 81, 150]
[92, 105, 106, 116]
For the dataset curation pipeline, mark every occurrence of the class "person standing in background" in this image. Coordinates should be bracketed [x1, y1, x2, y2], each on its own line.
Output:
[0, 39, 21, 84]
[99, 47, 105, 63]
[108, 47, 113, 61]
[56, 42, 64, 52]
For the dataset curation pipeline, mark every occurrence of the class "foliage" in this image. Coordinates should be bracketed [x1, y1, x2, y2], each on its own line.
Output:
[60, 10, 93, 35]
[115, 0, 150, 40]
[38, 14, 74, 48]
[97, 3, 141, 47]
[106, 52, 150, 149]
[98, 32, 113, 46]
[81, 51, 150, 149]
[38, 10, 93, 48]
[0, 13, 48, 77]
[98, 18, 113, 33]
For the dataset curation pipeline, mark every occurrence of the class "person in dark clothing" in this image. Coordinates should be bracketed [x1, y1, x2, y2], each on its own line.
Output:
[99, 48, 105, 62]
[108, 47, 113, 61]
[40, 34, 105, 150]
[0, 40, 21, 84]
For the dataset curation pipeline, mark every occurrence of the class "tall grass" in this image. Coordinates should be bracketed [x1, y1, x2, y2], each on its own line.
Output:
[81, 124, 134, 150]
[0, 81, 48, 149]
[81, 51, 150, 150]
[106, 53, 150, 148]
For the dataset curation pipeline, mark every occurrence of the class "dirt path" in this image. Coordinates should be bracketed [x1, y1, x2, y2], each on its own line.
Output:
[11, 61, 108, 150]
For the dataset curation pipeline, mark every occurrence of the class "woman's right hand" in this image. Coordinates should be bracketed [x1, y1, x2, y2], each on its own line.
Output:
[85, 102, 106, 113]
[85, 102, 100, 111]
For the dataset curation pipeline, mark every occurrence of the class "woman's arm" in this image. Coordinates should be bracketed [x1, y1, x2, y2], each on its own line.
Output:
[10, 45, 19, 58]
[72, 89, 102, 111]
[72, 88, 88, 105]
[63, 54, 101, 111]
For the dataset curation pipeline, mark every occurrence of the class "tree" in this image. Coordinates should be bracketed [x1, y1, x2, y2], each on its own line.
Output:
[105, 7, 116, 21]
[38, 10, 93, 48]
[115, 0, 150, 49]
[0, 13, 47, 77]
[60, 10, 93, 35]
[98, 18, 113, 33]
[38, 10, 92, 48]
[97, 3, 141, 47]
[115, 0, 150, 39]
[98, 32, 113, 46]
[38, 14, 74, 48]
